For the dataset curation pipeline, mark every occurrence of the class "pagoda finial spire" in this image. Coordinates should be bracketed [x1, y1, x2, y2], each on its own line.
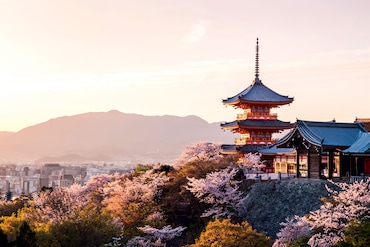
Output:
[255, 37, 259, 80]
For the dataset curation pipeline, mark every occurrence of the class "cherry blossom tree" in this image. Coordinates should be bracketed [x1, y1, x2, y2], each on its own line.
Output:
[272, 216, 311, 247]
[237, 152, 266, 173]
[32, 184, 88, 223]
[185, 166, 245, 218]
[184, 153, 266, 219]
[304, 180, 370, 246]
[126, 225, 186, 247]
[102, 170, 170, 239]
[274, 180, 370, 247]
[103, 170, 169, 213]
[173, 141, 223, 167]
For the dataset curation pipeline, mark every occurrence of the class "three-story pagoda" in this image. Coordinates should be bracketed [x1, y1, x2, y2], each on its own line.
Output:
[221, 39, 294, 155]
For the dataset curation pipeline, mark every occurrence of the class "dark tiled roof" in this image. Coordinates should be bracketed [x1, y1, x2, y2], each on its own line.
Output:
[222, 78, 293, 105]
[238, 144, 268, 153]
[343, 132, 370, 154]
[221, 119, 292, 130]
[220, 144, 267, 154]
[355, 118, 370, 132]
[277, 120, 368, 148]
[259, 145, 295, 155]
[220, 144, 238, 154]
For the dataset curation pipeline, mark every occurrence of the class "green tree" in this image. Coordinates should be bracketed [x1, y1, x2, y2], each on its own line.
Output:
[36, 203, 119, 247]
[0, 228, 8, 247]
[335, 220, 370, 247]
[11, 221, 37, 247]
[160, 159, 233, 241]
[191, 218, 270, 247]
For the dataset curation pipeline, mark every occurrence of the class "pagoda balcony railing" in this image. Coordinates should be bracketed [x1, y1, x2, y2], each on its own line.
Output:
[248, 112, 278, 119]
[235, 137, 278, 145]
[237, 113, 278, 120]
[237, 113, 248, 120]
[235, 138, 246, 145]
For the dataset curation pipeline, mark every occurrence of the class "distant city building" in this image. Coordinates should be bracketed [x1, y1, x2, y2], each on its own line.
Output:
[0, 161, 133, 199]
[42, 163, 62, 176]
[58, 174, 75, 188]
[39, 177, 49, 190]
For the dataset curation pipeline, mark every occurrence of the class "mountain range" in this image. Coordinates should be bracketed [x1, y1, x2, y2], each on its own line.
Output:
[0, 110, 234, 164]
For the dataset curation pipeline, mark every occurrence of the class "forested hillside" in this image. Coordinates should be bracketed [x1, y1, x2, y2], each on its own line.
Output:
[0, 142, 369, 246]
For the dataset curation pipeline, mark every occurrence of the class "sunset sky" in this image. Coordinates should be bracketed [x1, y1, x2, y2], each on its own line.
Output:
[1, 0, 370, 131]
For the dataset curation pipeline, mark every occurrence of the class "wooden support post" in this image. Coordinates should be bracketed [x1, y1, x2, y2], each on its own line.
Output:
[296, 150, 300, 178]
[328, 151, 333, 179]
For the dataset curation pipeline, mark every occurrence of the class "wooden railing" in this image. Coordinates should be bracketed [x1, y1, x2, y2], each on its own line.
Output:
[235, 138, 247, 145]
[234, 137, 274, 145]
[236, 112, 278, 120]
[350, 175, 369, 183]
[237, 113, 248, 120]
[248, 113, 278, 120]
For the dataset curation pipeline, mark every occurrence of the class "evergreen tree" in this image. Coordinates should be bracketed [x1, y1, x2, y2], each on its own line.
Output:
[0, 228, 8, 247]
[12, 221, 37, 247]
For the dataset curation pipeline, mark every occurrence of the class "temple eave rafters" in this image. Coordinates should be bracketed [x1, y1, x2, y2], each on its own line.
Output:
[222, 100, 241, 106]
[221, 126, 291, 132]
[222, 95, 294, 107]
[224, 100, 292, 106]
[238, 100, 292, 106]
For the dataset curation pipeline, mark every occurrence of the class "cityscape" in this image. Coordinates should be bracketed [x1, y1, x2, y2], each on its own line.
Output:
[1, 162, 135, 199]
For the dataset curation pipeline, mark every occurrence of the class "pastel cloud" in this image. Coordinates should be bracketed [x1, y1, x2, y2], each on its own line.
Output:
[183, 20, 211, 44]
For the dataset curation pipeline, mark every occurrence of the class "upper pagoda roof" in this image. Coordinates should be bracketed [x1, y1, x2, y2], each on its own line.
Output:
[222, 38, 293, 107]
[223, 79, 294, 106]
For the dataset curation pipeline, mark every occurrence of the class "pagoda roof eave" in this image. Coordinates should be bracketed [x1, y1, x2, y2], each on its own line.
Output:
[222, 79, 294, 106]
[222, 99, 241, 107]
[220, 150, 239, 155]
[220, 144, 239, 155]
[221, 126, 292, 132]
[221, 144, 267, 154]
[237, 144, 268, 153]
[222, 99, 293, 107]
[239, 99, 293, 105]
[221, 120, 293, 130]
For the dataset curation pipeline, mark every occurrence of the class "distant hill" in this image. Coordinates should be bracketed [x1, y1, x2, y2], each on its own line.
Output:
[0, 110, 234, 164]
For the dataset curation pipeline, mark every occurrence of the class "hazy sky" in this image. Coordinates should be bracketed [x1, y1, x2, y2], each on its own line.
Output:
[1, 0, 370, 131]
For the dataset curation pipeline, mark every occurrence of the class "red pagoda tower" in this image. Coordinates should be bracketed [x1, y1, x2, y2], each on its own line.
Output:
[221, 38, 294, 155]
